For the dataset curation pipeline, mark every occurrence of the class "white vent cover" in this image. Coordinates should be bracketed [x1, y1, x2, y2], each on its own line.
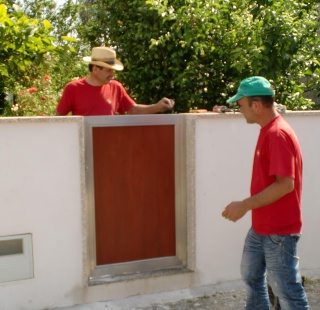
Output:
[0, 234, 34, 283]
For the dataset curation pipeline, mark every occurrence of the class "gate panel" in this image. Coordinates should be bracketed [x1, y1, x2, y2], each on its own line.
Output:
[92, 125, 176, 265]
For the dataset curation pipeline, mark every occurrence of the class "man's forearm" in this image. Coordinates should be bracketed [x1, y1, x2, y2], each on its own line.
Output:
[243, 176, 294, 211]
[128, 104, 161, 115]
[222, 176, 294, 222]
[128, 97, 174, 114]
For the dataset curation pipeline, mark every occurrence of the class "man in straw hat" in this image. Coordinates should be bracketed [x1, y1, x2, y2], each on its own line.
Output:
[222, 76, 309, 309]
[57, 46, 174, 116]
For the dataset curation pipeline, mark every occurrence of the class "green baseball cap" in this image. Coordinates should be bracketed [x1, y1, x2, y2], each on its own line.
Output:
[226, 76, 275, 104]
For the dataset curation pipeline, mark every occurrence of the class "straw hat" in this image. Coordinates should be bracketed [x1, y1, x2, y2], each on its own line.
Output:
[83, 47, 124, 71]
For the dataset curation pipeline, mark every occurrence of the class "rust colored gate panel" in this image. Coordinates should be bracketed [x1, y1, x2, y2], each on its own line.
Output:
[92, 125, 176, 265]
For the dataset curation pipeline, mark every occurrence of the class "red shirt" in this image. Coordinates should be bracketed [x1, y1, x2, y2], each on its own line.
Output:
[251, 115, 303, 235]
[57, 78, 136, 116]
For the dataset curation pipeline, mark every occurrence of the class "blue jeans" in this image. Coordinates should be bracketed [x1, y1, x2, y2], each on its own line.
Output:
[241, 228, 309, 310]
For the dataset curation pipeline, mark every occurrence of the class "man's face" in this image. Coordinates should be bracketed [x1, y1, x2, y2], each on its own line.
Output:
[94, 66, 115, 84]
[237, 97, 257, 124]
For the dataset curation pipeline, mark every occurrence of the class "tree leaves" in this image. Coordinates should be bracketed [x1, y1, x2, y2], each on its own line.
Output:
[1, 0, 320, 114]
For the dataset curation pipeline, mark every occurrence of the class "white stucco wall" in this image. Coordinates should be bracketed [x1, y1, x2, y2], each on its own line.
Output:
[284, 114, 320, 272]
[0, 113, 319, 310]
[194, 115, 255, 285]
[192, 112, 320, 286]
[0, 117, 84, 310]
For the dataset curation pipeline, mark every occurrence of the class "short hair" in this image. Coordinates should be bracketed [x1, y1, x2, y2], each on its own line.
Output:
[248, 95, 274, 108]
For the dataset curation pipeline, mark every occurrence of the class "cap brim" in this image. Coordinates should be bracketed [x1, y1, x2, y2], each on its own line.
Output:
[226, 93, 243, 104]
[83, 57, 124, 71]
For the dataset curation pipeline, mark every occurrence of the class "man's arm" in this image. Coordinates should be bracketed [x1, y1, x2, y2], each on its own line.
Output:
[222, 175, 294, 222]
[127, 97, 174, 114]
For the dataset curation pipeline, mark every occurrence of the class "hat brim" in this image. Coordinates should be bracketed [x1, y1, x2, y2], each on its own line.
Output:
[226, 93, 244, 104]
[83, 57, 124, 71]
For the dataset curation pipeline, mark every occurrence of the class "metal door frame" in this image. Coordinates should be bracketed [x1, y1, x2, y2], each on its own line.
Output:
[84, 115, 187, 284]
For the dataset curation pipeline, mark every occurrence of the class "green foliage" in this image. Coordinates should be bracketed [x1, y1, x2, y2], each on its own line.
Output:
[18, 0, 90, 94]
[0, 3, 55, 76]
[43, 0, 89, 92]
[4, 73, 60, 116]
[0, 0, 319, 115]
[0, 2, 58, 113]
[78, 0, 320, 112]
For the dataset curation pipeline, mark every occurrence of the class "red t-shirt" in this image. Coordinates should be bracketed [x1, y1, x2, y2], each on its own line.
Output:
[57, 78, 136, 116]
[251, 115, 303, 235]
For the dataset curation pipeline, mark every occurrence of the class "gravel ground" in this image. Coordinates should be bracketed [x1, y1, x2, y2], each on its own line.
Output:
[135, 279, 320, 310]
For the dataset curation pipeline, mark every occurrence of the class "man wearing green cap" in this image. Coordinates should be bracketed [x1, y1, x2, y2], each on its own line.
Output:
[222, 76, 309, 309]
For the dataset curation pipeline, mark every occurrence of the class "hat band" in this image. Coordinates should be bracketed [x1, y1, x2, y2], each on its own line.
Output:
[92, 58, 115, 65]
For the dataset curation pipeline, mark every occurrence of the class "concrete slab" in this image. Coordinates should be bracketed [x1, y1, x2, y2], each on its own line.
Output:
[57, 280, 245, 309]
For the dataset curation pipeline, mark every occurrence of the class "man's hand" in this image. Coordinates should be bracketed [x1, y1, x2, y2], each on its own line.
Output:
[222, 176, 294, 223]
[128, 97, 175, 114]
[156, 97, 175, 112]
[222, 201, 249, 222]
